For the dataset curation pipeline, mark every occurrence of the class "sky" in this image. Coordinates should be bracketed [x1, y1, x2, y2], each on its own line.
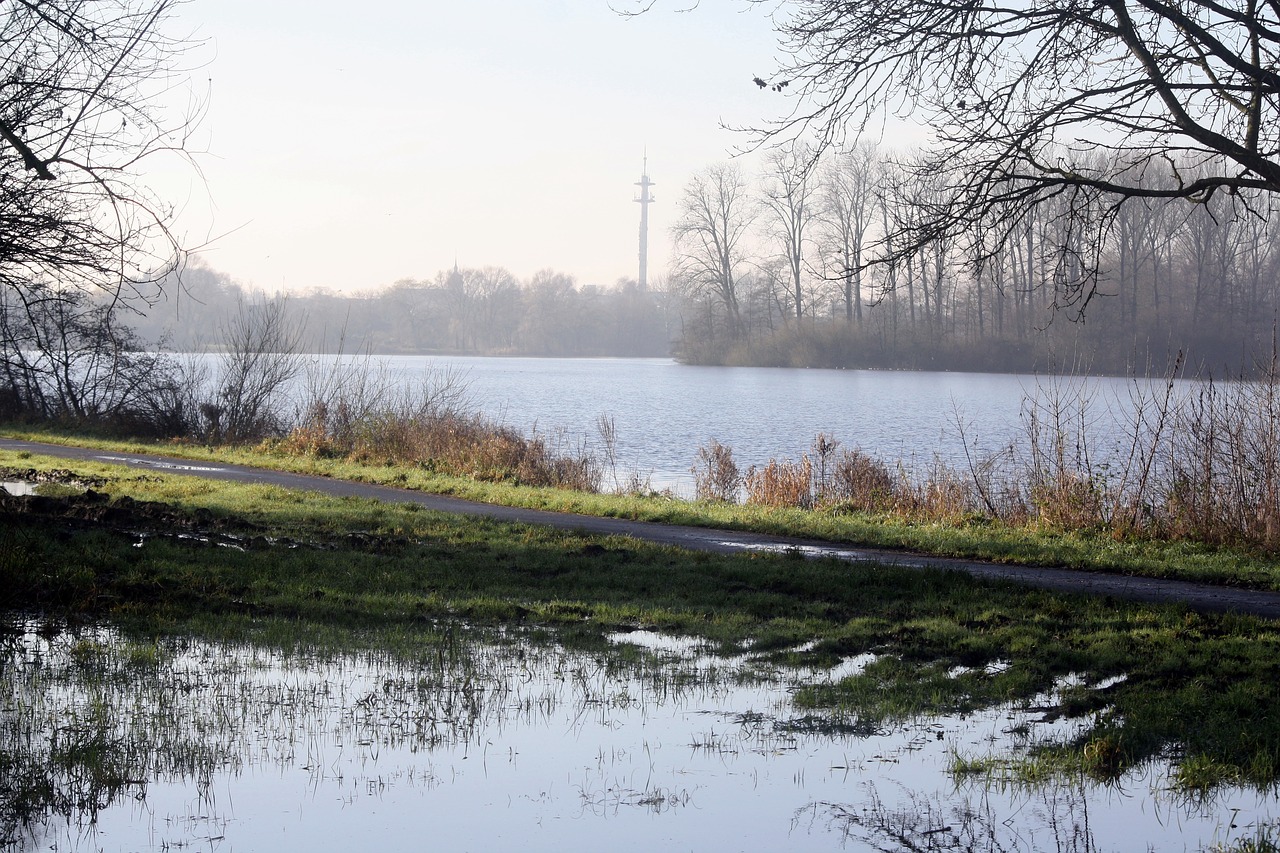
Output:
[145, 0, 851, 294]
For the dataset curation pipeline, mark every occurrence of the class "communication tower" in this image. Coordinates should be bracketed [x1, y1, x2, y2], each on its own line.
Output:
[634, 153, 655, 290]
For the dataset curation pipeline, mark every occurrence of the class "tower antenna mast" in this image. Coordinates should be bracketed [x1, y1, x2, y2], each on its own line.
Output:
[634, 151, 655, 290]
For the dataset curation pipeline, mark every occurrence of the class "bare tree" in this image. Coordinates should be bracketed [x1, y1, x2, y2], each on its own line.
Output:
[671, 162, 757, 342]
[519, 269, 578, 355]
[818, 142, 880, 324]
[734, 1, 1280, 313]
[467, 266, 521, 352]
[0, 282, 172, 422]
[758, 143, 816, 321]
[0, 0, 200, 304]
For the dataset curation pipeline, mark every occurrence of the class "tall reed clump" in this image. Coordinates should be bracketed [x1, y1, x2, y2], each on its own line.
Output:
[744, 456, 813, 508]
[274, 357, 601, 491]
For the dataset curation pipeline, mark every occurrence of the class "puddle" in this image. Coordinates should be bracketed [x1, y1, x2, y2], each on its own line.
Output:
[0, 480, 37, 496]
[718, 539, 935, 568]
[606, 628, 708, 655]
[95, 454, 227, 473]
[1, 623, 1274, 852]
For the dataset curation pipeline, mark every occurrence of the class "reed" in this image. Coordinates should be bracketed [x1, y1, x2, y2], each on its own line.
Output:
[744, 456, 812, 508]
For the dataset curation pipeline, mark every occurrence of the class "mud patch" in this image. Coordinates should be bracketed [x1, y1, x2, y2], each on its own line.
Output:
[0, 487, 410, 556]
[0, 465, 110, 489]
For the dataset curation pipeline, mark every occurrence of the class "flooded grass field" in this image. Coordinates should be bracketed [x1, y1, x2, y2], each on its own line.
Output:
[3, 619, 1275, 852]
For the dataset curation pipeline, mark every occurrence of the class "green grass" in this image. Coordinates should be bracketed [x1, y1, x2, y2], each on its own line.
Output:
[5, 426, 1280, 591]
[4, 446, 1280, 795]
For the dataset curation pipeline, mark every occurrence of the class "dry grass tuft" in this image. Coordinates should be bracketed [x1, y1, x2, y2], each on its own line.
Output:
[744, 456, 813, 508]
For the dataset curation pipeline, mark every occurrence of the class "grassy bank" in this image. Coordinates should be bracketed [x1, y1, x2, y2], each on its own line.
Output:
[3, 447, 1280, 798]
[4, 428, 1280, 592]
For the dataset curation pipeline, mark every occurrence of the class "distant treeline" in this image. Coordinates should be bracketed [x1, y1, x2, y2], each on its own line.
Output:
[131, 147, 1279, 376]
[132, 264, 676, 358]
[666, 148, 1280, 378]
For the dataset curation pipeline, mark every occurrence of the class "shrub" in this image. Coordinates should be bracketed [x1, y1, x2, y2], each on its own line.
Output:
[744, 456, 812, 508]
[692, 439, 740, 503]
[827, 448, 896, 513]
[1030, 470, 1107, 531]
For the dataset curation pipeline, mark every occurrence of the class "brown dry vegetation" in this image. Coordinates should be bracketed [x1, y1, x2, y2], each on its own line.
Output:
[691, 366, 1280, 555]
[272, 402, 601, 491]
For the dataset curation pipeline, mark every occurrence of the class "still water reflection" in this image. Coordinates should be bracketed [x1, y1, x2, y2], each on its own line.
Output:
[3, 622, 1270, 852]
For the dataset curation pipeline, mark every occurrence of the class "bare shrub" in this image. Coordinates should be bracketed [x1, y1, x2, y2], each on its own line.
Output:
[0, 285, 180, 428]
[744, 456, 813, 508]
[1020, 377, 1112, 530]
[1159, 365, 1280, 549]
[897, 460, 971, 522]
[209, 295, 304, 442]
[811, 432, 840, 503]
[692, 439, 740, 503]
[121, 354, 211, 438]
[827, 448, 896, 513]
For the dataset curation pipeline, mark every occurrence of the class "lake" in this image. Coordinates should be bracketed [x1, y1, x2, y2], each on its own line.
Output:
[323, 356, 1166, 495]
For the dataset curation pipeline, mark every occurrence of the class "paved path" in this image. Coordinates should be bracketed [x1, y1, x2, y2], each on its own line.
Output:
[4, 437, 1280, 619]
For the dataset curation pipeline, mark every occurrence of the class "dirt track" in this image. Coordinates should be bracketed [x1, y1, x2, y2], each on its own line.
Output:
[4, 437, 1280, 620]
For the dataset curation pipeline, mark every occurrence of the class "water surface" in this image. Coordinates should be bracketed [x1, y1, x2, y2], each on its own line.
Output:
[334, 356, 1167, 494]
[4, 622, 1270, 852]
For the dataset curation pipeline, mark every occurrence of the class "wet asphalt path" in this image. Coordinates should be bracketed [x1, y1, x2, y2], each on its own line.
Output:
[4, 437, 1280, 620]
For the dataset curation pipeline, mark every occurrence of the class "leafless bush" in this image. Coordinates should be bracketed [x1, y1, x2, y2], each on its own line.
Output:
[827, 448, 896, 513]
[1017, 376, 1120, 531]
[744, 456, 813, 508]
[1158, 363, 1280, 549]
[692, 439, 740, 503]
[120, 354, 210, 437]
[1007, 355, 1280, 549]
[897, 459, 973, 522]
[811, 432, 840, 503]
[207, 295, 304, 442]
[0, 285, 185, 430]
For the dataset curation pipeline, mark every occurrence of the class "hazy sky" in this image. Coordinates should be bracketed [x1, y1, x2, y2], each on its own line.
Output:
[147, 0, 834, 294]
